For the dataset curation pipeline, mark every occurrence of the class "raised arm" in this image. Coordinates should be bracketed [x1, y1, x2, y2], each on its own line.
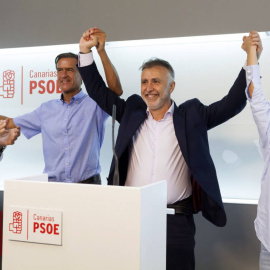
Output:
[198, 33, 263, 130]
[79, 27, 123, 96]
[241, 31, 261, 98]
[242, 32, 270, 148]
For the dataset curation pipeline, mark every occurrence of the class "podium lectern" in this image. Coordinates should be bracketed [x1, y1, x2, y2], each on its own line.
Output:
[2, 180, 167, 270]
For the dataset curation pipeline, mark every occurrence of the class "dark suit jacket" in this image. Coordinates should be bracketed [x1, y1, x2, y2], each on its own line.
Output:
[78, 62, 247, 227]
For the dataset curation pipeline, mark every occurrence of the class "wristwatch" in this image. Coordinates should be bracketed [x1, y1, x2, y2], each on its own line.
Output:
[0, 146, 6, 157]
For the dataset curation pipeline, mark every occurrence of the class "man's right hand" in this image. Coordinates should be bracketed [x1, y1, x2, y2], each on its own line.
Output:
[79, 28, 99, 54]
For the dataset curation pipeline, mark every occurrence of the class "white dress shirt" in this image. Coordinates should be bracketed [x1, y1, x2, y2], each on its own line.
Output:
[246, 64, 270, 252]
[125, 103, 192, 204]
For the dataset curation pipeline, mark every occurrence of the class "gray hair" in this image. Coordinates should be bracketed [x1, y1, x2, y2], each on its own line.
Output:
[139, 58, 175, 79]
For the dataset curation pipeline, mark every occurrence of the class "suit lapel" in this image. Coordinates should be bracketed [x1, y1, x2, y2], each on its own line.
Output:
[173, 104, 189, 165]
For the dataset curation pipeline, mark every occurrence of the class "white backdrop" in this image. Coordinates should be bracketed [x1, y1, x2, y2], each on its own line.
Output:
[0, 32, 270, 201]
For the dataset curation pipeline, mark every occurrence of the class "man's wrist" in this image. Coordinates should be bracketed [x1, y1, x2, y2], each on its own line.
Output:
[248, 45, 256, 53]
[97, 48, 106, 55]
[79, 47, 92, 54]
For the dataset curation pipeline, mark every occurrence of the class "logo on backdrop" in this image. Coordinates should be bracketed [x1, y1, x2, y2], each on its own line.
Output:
[0, 70, 15, 98]
[9, 211, 22, 234]
[0, 67, 61, 104]
[29, 69, 60, 95]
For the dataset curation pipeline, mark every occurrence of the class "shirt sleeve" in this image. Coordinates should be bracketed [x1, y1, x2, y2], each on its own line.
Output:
[78, 52, 94, 67]
[245, 65, 261, 100]
[246, 65, 270, 150]
[13, 108, 42, 139]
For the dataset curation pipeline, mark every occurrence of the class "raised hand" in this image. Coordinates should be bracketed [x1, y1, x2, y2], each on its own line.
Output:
[79, 28, 98, 54]
[90, 27, 107, 53]
[241, 36, 254, 53]
[249, 31, 263, 60]
[242, 31, 263, 60]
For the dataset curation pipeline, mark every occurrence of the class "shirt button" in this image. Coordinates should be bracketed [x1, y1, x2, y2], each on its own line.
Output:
[247, 76, 252, 81]
[247, 70, 251, 75]
[66, 162, 69, 166]
[65, 148, 68, 151]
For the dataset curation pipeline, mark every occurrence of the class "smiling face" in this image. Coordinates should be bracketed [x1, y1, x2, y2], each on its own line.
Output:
[141, 66, 175, 119]
[56, 57, 82, 96]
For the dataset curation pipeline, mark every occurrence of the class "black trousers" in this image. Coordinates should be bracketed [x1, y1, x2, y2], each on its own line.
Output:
[166, 213, 196, 270]
[78, 174, 101, 184]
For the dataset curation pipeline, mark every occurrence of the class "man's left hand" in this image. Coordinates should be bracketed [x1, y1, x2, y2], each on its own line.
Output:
[0, 119, 20, 147]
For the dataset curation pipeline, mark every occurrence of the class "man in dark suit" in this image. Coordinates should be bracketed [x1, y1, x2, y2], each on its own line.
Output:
[78, 28, 262, 270]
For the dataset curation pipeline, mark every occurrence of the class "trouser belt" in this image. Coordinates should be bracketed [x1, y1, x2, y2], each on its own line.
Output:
[167, 196, 193, 215]
[78, 174, 101, 185]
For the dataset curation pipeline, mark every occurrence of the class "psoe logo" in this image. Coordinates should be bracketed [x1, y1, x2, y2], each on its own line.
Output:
[9, 211, 22, 234]
[7, 207, 62, 245]
[0, 70, 15, 98]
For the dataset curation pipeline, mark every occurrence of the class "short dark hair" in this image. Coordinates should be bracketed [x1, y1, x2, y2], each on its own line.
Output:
[55, 52, 78, 69]
[139, 58, 175, 79]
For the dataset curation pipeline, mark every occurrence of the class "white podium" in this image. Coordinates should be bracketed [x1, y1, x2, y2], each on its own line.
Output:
[2, 179, 167, 270]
